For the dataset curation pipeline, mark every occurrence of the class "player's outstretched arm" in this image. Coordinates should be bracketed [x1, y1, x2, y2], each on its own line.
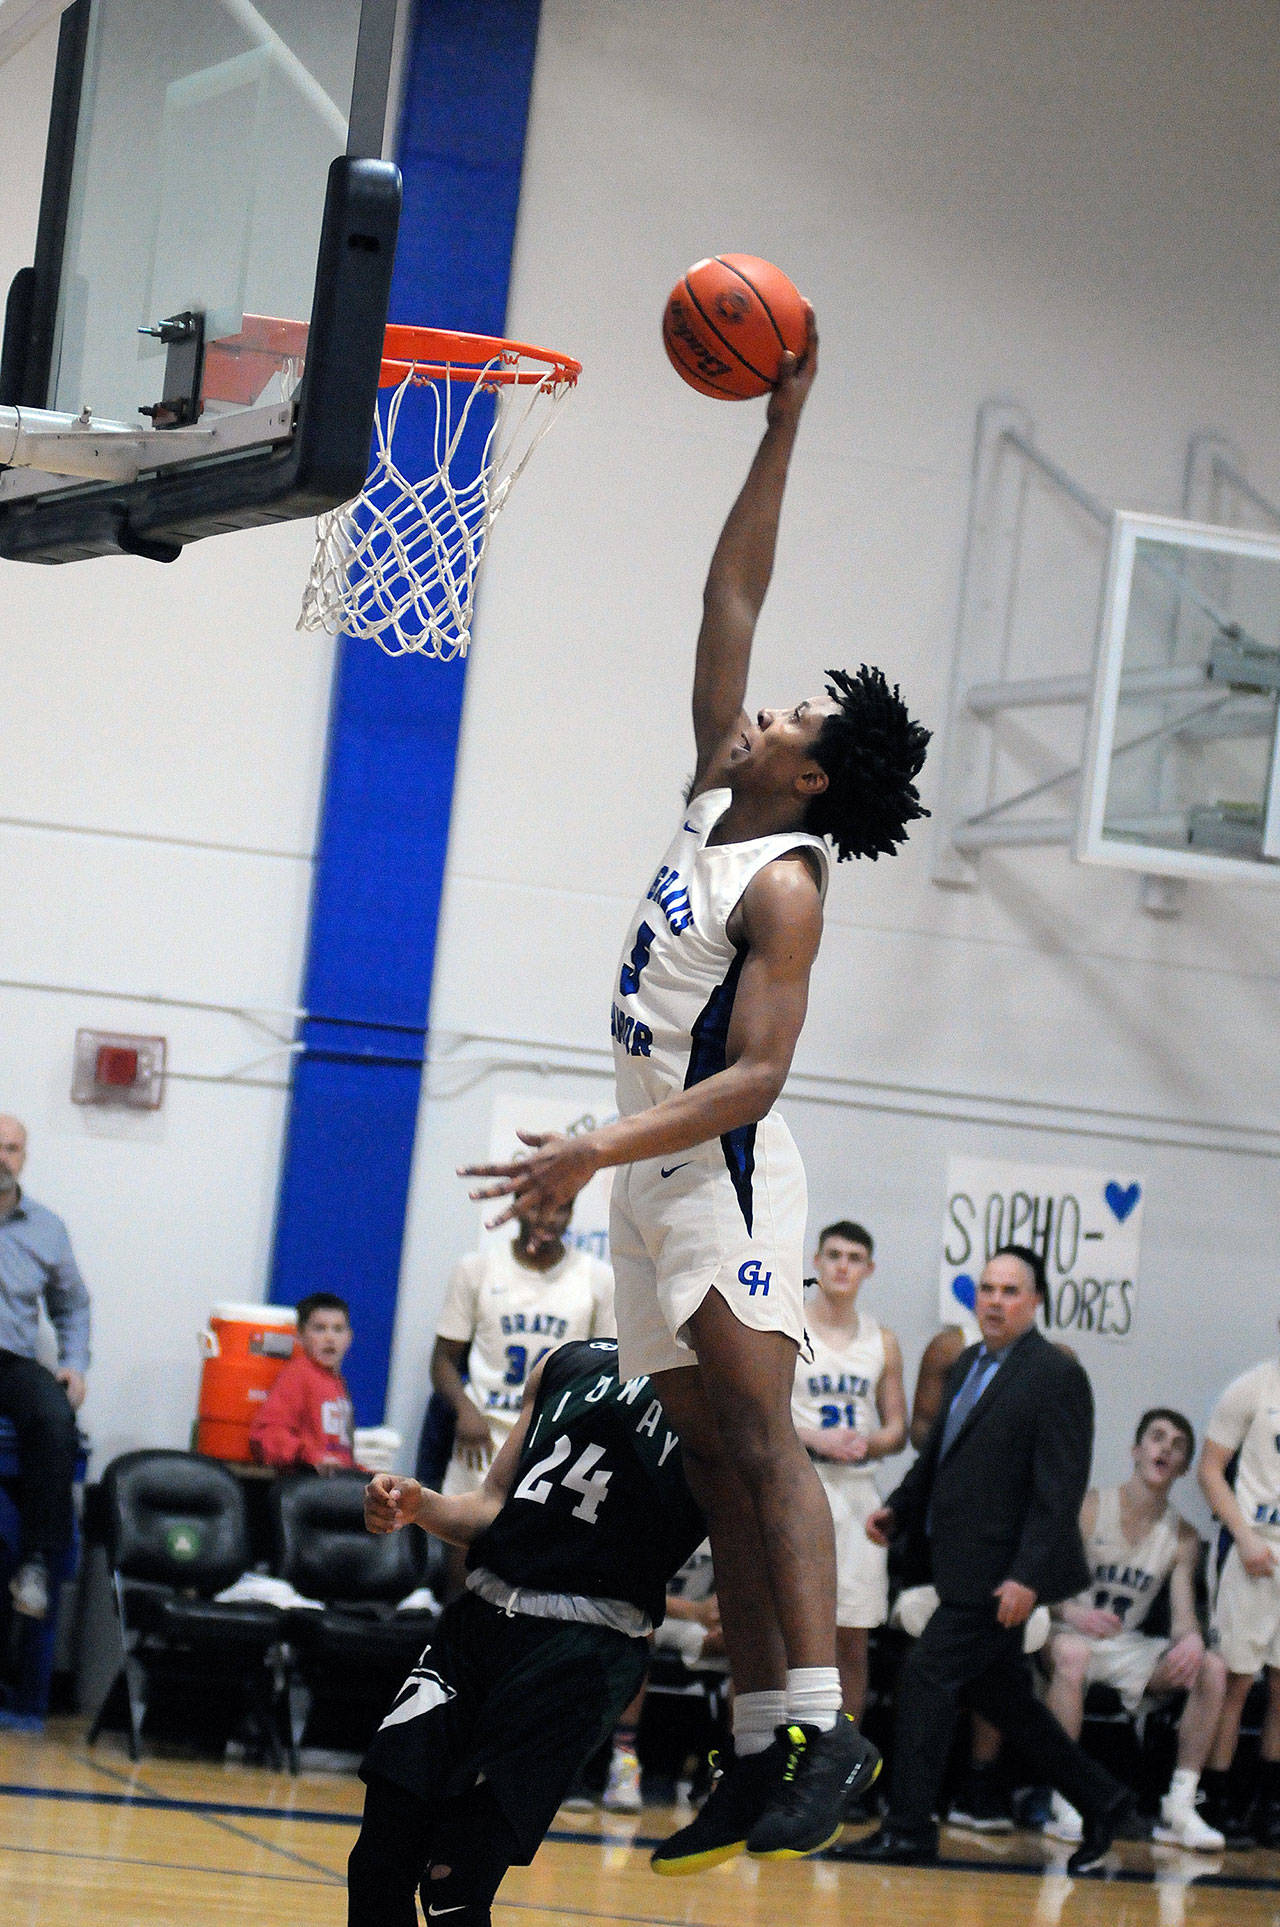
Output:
[364, 1361, 548, 1546]
[690, 307, 818, 796]
[461, 853, 821, 1226]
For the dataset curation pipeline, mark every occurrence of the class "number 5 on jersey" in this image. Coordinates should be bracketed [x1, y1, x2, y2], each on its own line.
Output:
[619, 923, 655, 997]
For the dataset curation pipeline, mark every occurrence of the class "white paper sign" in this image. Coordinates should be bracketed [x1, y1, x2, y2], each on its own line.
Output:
[941, 1156, 1144, 1345]
[483, 1087, 618, 1261]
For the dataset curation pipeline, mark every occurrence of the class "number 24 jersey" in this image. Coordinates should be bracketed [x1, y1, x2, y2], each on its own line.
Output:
[468, 1340, 706, 1628]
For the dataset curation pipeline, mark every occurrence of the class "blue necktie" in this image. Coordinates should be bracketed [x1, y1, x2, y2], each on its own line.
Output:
[939, 1347, 996, 1459]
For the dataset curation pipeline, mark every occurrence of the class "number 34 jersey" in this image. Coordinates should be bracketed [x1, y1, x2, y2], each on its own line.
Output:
[610, 786, 828, 1116]
[467, 1341, 706, 1628]
[435, 1242, 616, 1438]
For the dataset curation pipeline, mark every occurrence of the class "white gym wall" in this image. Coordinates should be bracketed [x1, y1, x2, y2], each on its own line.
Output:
[1, 1, 1278, 1502]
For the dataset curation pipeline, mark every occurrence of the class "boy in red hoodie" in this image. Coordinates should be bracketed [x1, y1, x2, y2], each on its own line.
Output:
[250, 1292, 357, 1473]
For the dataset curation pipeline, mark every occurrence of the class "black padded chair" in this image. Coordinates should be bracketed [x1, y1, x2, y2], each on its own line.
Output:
[269, 1471, 443, 1765]
[87, 1449, 286, 1762]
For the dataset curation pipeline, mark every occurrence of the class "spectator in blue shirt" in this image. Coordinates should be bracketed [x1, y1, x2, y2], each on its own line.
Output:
[0, 1115, 90, 1619]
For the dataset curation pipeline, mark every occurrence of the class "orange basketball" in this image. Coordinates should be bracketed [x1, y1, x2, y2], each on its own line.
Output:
[662, 254, 807, 399]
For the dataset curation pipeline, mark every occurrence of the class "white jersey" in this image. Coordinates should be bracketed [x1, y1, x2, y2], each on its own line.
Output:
[792, 1309, 886, 1441]
[435, 1242, 616, 1436]
[611, 787, 828, 1117]
[1073, 1485, 1182, 1632]
[1207, 1358, 1280, 1534]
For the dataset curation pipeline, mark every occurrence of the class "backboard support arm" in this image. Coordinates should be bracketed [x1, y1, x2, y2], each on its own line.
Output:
[931, 402, 1280, 916]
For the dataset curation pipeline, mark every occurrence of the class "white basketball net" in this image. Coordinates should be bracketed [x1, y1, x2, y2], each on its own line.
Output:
[297, 353, 576, 659]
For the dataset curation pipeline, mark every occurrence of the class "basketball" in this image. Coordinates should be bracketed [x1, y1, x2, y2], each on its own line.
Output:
[662, 254, 807, 400]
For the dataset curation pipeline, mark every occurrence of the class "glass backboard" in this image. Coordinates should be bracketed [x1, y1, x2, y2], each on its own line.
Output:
[0, 0, 403, 561]
[1079, 512, 1280, 883]
[53, 0, 361, 429]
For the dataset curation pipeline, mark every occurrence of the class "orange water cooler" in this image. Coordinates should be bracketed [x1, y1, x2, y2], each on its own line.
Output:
[196, 1302, 298, 1462]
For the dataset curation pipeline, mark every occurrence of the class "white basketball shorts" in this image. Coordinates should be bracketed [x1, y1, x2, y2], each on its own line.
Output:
[609, 1110, 807, 1381]
[1213, 1538, 1280, 1674]
[815, 1464, 888, 1628]
[1079, 1629, 1170, 1712]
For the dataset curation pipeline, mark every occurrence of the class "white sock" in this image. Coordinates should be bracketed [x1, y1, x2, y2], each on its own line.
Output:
[786, 1666, 842, 1732]
[1167, 1768, 1199, 1806]
[733, 1690, 787, 1757]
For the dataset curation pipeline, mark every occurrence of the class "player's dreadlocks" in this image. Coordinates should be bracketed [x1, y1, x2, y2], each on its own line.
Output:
[805, 665, 931, 862]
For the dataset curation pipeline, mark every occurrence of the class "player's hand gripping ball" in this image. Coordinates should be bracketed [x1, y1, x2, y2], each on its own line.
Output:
[662, 254, 807, 399]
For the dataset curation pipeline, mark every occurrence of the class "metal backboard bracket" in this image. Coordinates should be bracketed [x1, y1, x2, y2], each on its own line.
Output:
[930, 400, 1112, 887]
[932, 402, 1280, 913]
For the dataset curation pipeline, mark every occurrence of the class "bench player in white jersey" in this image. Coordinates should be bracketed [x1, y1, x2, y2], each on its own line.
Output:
[790, 1219, 905, 1724]
[1198, 1342, 1280, 1847]
[462, 312, 928, 1869]
[431, 1200, 614, 1493]
[1042, 1408, 1227, 1850]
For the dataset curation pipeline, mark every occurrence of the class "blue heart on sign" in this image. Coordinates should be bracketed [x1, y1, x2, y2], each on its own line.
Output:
[1104, 1181, 1141, 1223]
[950, 1273, 976, 1310]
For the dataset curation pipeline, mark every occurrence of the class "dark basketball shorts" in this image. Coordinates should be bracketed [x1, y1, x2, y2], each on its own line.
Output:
[359, 1591, 649, 1862]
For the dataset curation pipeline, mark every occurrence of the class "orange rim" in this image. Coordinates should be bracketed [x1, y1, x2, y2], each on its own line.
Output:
[378, 324, 581, 389]
[201, 316, 580, 406]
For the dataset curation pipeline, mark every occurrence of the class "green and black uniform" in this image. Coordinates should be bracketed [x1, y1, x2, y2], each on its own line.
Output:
[349, 1341, 705, 1927]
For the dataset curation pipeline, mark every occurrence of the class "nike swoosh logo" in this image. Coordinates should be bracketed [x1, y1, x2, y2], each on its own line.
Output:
[660, 1162, 693, 1178]
[683, 820, 697, 831]
[428, 1909, 466, 1919]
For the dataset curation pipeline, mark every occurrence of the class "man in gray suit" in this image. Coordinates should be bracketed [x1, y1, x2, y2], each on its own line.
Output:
[839, 1245, 1129, 1875]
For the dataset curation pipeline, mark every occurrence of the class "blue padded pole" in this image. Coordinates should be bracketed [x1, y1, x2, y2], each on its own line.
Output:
[268, 0, 544, 1423]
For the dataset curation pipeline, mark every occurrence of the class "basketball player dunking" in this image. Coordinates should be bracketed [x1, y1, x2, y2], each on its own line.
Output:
[462, 312, 929, 1868]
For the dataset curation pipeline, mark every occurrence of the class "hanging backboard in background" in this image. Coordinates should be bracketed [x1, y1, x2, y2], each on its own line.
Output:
[1079, 512, 1280, 883]
[0, 0, 406, 563]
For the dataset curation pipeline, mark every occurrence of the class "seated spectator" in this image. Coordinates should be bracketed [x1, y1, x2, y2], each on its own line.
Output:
[1043, 1407, 1226, 1850]
[1197, 1344, 1280, 1846]
[0, 1116, 90, 1620]
[249, 1293, 357, 1474]
[790, 1219, 906, 1725]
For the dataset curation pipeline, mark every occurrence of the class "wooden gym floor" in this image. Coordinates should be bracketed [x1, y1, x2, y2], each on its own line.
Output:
[0, 1719, 1276, 1926]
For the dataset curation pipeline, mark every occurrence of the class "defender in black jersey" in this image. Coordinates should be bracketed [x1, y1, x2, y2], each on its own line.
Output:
[347, 1339, 705, 1927]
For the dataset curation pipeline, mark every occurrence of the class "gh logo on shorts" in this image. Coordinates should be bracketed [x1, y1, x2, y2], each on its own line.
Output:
[738, 1259, 772, 1296]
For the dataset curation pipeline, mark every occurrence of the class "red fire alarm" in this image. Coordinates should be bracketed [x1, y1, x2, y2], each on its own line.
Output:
[72, 1031, 166, 1109]
[96, 1045, 139, 1086]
